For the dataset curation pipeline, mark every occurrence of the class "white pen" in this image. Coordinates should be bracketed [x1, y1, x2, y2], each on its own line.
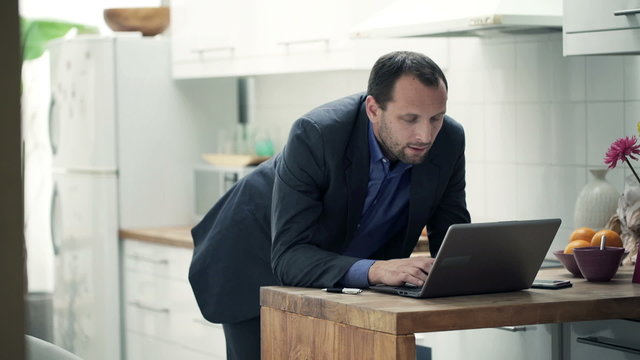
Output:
[322, 287, 363, 294]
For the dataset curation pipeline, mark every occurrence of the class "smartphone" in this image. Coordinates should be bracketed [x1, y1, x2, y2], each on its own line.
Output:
[531, 279, 572, 289]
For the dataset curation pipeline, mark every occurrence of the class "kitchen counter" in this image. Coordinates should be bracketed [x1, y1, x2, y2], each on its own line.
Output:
[260, 267, 640, 359]
[119, 226, 193, 248]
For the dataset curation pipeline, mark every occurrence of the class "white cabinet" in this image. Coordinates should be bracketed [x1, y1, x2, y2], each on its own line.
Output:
[416, 323, 562, 360]
[563, 0, 640, 55]
[122, 239, 226, 360]
[171, 0, 448, 78]
[563, 319, 640, 359]
[171, 0, 258, 64]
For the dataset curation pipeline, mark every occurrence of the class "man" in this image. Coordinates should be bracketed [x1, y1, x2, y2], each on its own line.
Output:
[189, 51, 471, 360]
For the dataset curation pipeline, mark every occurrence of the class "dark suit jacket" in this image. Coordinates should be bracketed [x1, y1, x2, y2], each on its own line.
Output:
[189, 93, 470, 324]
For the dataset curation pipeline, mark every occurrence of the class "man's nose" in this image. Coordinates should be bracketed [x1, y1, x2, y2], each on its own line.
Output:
[414, 119, 432, 143]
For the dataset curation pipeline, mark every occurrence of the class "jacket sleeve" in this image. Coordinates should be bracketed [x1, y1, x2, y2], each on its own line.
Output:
[270, 117, 358, 287]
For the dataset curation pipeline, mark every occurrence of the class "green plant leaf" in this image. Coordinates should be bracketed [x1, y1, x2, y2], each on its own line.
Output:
[21, 18, 98, 61]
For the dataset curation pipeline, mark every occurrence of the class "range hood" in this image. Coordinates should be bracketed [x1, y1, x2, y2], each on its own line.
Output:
[350, 0, 563, 38]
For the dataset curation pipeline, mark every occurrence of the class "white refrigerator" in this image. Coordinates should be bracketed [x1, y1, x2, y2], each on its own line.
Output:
[48, 35, 223, 360]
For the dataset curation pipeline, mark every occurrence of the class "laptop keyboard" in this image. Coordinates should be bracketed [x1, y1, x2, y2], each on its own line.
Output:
[391, 283, 421, 292]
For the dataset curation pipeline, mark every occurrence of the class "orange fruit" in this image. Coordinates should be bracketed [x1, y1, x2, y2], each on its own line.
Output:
[564, 240, 591, 254]
[590, 229, 623, 248]
[569, 227, 596, 242]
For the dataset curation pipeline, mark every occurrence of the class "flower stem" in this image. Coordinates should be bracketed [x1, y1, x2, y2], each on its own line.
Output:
[624, 156, 640, 185]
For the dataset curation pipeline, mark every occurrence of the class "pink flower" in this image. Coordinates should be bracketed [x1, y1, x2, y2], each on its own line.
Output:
[604, 136, 640, 169]
[604, 136, 640, 186]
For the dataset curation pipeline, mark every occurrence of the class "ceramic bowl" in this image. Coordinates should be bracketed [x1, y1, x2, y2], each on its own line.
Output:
[553, 250, 583, 277]
[573, 246, 625, 282]
[103, 7, 170, 36]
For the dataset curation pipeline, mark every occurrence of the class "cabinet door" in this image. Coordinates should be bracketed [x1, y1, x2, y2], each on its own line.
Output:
[254, 0, 385, 73]
[171, 0, 257, 64]
[417, 324, 562, 360]
[257, 0, 350, 55]
[563, 0, 640, 55]
[564, 0, 640, 33]
[171, 0, 449, 77]
[564, 320, 640, 360]
[122, 240, 227, 359]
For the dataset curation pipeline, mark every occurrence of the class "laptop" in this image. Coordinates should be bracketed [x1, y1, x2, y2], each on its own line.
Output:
[371, 218, 562, 298]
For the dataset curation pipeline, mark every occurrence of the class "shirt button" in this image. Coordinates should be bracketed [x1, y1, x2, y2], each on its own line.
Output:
[357, 224, 360, 228]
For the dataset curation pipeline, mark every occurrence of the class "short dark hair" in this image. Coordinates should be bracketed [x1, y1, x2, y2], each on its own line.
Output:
[367, 51, 448, 110]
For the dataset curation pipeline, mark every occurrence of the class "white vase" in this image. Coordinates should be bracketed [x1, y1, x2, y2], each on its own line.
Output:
[573, 169, 619, 229]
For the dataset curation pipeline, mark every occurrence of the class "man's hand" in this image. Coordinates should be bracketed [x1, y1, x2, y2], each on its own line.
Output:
[368, 257, 435, 286]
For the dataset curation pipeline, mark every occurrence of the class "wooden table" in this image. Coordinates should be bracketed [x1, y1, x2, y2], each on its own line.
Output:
[260, 267, 640, 359]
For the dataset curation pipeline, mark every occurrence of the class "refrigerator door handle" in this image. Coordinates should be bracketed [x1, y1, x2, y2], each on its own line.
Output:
[50, 183, 61, 255]
[48, 96, 59, 155]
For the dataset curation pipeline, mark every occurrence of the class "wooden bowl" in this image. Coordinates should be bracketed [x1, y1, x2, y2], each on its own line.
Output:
[103, 7, 170, 36]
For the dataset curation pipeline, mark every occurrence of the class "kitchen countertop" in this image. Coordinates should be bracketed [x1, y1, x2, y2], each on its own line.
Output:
[119, 226, 194, 248]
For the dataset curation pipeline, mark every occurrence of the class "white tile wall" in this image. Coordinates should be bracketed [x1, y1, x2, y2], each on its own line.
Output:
[586, 56, 625, 102]
[549, 102, 587, 166]
[624, 57, 640, 100]
[247, 32, 640, 255]
[586, 102, 625, 166]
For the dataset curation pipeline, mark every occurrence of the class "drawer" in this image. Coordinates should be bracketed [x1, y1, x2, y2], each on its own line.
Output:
[564, 319, 640, 359]
[126, 330, 224, 360]
[124, 271, 172, 336]
[564, 0, 640, 33]
[123, 239, 192, 281]
[172, 313, 227, 359]
[124, 271, 226, 357]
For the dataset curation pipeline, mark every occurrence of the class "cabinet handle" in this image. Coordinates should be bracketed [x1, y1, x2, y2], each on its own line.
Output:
[577, 336, 640, 355]
[277, 38, 329, 48]
[497, 326, 527, 332]
[191, 46, 235, 55]
[50, 184, 61, 256]
[48, 96, 59, 155]
[223, 172, 239, 191]
[128, 301, 170, 314]
[193, 317, 221, 328]
[614, 8, 640, 16]
[126, 254, 169, 265]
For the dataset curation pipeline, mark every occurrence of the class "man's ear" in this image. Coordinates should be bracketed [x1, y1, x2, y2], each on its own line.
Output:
[365, 95, 381, 122]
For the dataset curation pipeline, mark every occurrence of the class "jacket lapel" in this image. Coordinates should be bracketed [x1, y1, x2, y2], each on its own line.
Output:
[344, 102, 370, 243]
[402, 159, 440, 255]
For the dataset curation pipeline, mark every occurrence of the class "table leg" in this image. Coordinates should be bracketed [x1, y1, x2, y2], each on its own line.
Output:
[261, 306, 416, 359]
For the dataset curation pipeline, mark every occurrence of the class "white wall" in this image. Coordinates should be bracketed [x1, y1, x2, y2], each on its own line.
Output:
[248, 32, 640, 255]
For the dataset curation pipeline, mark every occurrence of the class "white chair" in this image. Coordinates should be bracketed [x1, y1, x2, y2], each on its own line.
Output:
[25, 335, 82, 360]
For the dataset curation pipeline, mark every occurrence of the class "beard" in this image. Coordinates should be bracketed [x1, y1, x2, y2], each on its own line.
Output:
[377, 115, 430, 165]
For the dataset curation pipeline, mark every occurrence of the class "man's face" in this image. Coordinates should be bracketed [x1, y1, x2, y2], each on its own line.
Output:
[366, 75, 448, 164]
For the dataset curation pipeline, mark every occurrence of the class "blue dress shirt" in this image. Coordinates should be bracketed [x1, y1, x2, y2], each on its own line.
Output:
[339, 121, 412, 288]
